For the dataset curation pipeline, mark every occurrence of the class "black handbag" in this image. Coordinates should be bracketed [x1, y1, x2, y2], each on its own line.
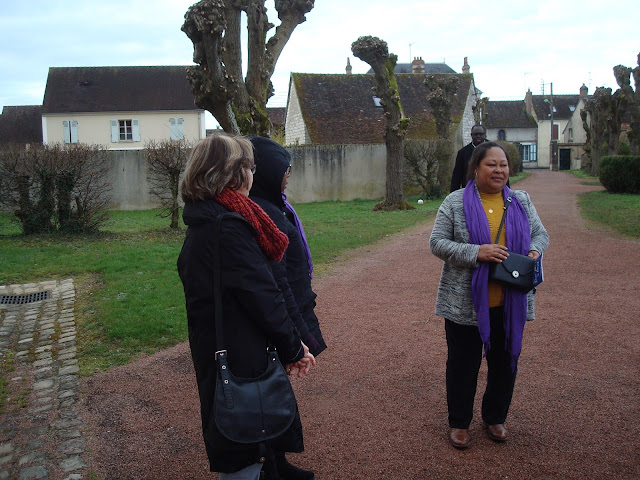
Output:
[488, 195, 537, 293]
[211, 214, 297, 444]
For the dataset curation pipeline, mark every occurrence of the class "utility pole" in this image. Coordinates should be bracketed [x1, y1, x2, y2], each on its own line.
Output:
[550, 82, 558, 171]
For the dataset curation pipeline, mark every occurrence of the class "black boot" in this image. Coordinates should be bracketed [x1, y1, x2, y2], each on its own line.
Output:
[274, 453, 315, 480]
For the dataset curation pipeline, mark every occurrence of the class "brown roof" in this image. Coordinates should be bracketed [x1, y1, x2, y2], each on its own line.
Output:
[0, 105, 43, 144]
[531, 94, 582, 121]
[42, 66, 200, 114]
[367, 63, 456, 74]
[292, 73, 473, 144]
[485, 101, 537, 129]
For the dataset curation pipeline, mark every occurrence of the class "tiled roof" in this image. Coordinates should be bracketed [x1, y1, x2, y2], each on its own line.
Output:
[531, 94, 582, 120]
[292, 73, 473, 144]
[42, 66, 200, 114]
[367, 63, 456, 74]
[0, 105, 43, 144]
[485, 101, 537, 129]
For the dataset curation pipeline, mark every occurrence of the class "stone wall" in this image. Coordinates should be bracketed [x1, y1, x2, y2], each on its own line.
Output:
[101, 144, 387, 209]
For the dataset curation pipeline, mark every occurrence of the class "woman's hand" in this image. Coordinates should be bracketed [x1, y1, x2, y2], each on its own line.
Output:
[286, 342, 316, 378]
[477, 244, 509, 263]
[528, 250, 540, 260]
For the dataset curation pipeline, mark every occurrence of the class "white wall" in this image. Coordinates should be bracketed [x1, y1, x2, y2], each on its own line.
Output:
[486, 127, 537, 143]
[42, 110, 204, 149]
[285, 78, 312, 146]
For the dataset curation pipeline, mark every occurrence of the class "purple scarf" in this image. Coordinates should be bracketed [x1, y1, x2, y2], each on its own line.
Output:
[282, 193, 314, 279]
[463, 180, 530, 371]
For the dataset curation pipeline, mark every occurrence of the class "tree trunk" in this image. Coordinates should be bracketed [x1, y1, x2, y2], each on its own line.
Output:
[352, 36, 413, 211]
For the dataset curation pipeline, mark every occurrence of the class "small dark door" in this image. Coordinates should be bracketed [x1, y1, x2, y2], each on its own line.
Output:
[559, 149, 571, 170]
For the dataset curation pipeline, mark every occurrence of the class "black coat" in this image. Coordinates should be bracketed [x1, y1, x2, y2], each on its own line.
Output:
[177, 199, 305, 473]
[249, 136, 327, 356]
[450, 141, 510, 192]
[450, 142, 475, 191]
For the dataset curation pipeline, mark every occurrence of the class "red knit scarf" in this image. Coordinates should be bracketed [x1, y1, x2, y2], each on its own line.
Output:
[215, 188, 289, 262]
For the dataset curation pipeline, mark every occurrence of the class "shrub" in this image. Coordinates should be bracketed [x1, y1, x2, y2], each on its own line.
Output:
[599, 155, 640, 193]
[0, 143, 111, 234]
[403, 139, 450, 199]
[497, 141, 522, 175]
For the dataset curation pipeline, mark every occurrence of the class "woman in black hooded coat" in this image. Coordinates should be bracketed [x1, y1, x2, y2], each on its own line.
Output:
[177, 134, 315, 479]
[249, 137, 326, 479]
[249, 137, 326, 357]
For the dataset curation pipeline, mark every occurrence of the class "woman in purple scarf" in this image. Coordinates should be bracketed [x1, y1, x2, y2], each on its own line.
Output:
[430, 142, 549, 450]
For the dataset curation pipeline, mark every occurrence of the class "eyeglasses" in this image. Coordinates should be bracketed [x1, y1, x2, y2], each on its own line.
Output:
[285, 165, 292, 176]
[249, 165, 256, 174]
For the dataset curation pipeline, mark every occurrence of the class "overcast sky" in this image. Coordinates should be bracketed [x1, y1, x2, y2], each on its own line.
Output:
[2, 0, 638, 128]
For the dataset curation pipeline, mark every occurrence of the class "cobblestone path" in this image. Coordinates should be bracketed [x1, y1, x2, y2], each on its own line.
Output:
[0, 279, 89, 480]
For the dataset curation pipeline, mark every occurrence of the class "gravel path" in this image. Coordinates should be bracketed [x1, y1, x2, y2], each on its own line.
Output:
[77, 170, 640, 480]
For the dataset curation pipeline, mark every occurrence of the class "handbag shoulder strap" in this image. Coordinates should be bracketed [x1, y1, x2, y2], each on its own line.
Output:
[494, 192, 513, 244]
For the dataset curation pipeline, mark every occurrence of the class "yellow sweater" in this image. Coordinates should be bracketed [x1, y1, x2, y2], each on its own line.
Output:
[479, 192, 505, 307]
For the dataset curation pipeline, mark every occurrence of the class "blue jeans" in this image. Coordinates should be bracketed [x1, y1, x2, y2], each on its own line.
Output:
[219, 463, 263, 480]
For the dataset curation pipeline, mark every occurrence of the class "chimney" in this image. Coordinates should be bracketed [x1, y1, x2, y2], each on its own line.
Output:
[346, 57, 352, 75]
[525, 88, 533, 116]
[580, 83, 588, 98]
[411, 57, 425, 74]
[462, 57, 470, 74]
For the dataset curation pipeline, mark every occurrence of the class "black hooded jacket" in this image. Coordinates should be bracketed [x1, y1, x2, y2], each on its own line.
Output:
[177, 198, 305, 473]
[249, 137, 327, 356]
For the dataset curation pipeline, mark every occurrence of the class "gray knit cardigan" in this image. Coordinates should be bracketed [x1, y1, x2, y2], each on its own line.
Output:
[429, 187, 549, 326]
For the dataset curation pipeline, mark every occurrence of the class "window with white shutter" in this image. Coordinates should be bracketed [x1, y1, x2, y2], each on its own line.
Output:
[63, 120, 79, 144]
[111, 120, 119, 142]
[112, 119, 140, 142]
[169, 117, 185, 140]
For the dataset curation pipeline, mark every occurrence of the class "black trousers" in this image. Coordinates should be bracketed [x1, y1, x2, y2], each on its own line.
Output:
[445, 307, 518, 429]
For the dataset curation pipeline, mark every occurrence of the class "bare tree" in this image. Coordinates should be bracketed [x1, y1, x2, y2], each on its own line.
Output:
[351, 36, 413, 211]
[182, 0, 314, 136]
[145, 140, 190, 229]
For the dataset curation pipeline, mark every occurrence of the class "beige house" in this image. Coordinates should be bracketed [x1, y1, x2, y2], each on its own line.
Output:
[285, 58, 479, 153]
[41, 66, 205, 149]
[526, 85, 589, 169]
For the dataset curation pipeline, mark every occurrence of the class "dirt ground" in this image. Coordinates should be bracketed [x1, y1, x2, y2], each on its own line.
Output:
[78, 170, 640, 480]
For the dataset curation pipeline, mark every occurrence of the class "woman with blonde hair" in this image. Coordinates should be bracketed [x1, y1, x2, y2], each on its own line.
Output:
[177, 134, 315, 479]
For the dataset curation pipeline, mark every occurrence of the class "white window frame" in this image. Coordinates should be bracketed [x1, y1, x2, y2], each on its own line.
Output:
[111, 119, 140, 143]
[520, 143, 537, 162]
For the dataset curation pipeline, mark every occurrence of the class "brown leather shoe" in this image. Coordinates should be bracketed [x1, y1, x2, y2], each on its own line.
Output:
[449, 428, 471, 449]
[483, 422, 509, 442]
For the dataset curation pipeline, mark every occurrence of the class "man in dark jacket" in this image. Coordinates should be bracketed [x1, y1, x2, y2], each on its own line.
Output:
[450, 124, 486, 191]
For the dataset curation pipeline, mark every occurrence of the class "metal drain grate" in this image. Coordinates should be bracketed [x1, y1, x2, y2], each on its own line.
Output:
[0, 290, 51, 305]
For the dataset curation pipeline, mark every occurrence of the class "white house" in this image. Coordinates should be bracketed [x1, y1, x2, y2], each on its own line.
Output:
[41, 66, 206, 149]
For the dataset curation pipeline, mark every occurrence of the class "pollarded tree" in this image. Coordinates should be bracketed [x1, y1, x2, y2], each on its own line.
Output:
[424, 74, 459, 139]
[629, 53, 640, 155]
[351, 36, 413, 211]
[182, 0, 314, 136]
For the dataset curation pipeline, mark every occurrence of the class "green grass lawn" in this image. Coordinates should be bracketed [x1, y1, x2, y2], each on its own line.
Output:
[577, 191, 640, 238]
[0, 200, 439, 374]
